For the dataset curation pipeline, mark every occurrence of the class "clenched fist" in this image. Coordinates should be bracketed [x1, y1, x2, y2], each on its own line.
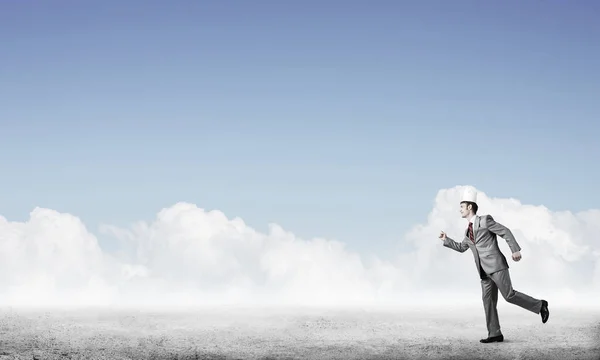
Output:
[439, 231, 447, 241]
[512, 251, 522, 262]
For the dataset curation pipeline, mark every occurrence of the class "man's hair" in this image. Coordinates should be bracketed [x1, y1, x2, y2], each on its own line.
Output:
[461, 201, 478, 214]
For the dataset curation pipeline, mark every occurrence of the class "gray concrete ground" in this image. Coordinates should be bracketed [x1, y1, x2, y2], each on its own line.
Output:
[0, 305, 598, 360]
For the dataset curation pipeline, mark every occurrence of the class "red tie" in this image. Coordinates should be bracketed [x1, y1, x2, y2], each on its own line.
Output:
[468, 222, 475, 243]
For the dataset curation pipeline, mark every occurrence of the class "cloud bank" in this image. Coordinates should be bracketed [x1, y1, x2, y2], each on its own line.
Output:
[0, 186, 598, 309]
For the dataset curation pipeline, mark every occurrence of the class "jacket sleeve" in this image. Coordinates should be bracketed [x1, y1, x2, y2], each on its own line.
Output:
[442, 236, 470, 253]
[485, 215, 522, 253]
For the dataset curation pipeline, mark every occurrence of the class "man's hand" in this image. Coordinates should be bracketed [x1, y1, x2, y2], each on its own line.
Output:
[439, 231, 447, 241]
[512, 251, 522, 262]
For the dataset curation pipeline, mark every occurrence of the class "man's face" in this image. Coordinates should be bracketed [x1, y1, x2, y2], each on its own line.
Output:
[459, 202, 471, 218]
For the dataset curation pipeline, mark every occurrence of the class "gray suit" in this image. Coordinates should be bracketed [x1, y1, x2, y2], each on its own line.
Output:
[443, 214, 543, 337]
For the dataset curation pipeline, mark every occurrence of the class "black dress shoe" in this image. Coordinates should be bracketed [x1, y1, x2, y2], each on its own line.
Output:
[540, 300, 549, 323]
[480, 335, 504, 343]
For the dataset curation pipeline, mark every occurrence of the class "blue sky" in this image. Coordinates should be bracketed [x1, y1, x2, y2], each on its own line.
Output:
[1, 0, 599, 257]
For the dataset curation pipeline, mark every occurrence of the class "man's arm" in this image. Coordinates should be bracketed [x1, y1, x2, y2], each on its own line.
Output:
[442, 235, 470, 253]
[484, 215, 521, 254]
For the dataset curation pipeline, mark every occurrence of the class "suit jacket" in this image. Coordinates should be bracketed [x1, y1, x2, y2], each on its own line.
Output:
[443, 214, 521, 278]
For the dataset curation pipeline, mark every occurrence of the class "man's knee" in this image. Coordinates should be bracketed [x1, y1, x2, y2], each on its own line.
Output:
[502, 289, 517, 302]
[481, 284, 495, 302]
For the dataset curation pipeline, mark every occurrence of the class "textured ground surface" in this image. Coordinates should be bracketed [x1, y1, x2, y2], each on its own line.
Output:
[0, 305, 598, 360]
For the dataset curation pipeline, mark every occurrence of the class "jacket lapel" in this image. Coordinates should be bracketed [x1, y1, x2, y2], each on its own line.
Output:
[473, 215, 480, 242]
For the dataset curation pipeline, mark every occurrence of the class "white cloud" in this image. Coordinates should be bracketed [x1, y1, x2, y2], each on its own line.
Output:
[0, 186, 598, 309]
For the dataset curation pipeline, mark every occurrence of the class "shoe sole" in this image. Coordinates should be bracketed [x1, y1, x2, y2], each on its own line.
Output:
[480, 339, 504, 343]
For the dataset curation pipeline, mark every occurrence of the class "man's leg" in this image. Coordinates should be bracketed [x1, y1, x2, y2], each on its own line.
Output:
[481, 276, 501, 338]
[489, 269, 543, 313]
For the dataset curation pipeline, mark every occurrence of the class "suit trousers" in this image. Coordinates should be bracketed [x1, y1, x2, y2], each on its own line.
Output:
[481, 268, 543, 337]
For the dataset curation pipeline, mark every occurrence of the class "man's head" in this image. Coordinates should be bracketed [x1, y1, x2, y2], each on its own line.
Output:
[460, 187, 478, 219]
[460, 201, 478, 218]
